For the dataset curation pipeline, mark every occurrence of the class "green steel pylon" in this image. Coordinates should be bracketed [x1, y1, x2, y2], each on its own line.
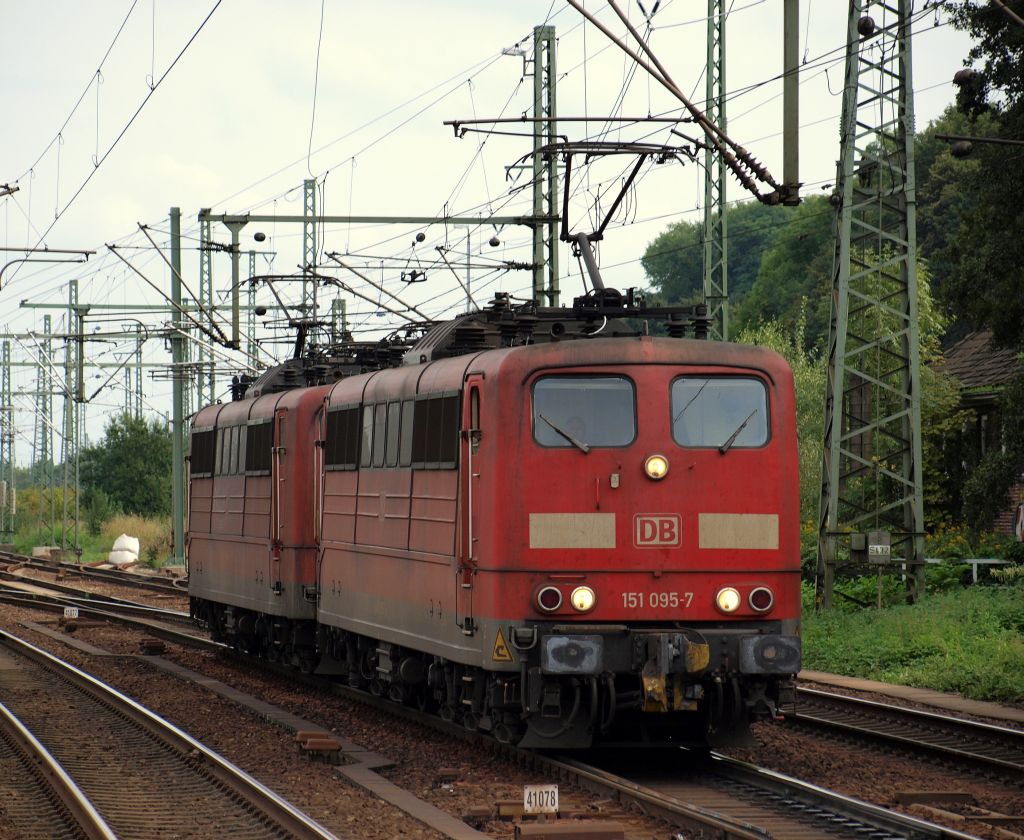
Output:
[303, 177, 318, 336]
[1, 341, 13, 536]
[198, 213, 215, 406]
[61, 279, 82, 552]
[248, 251, 258, 366]
[33, 314, 53, 482]
[817, 0, 925, 606]
[532, 25, 559, 307]
[703, 0, 728, 340]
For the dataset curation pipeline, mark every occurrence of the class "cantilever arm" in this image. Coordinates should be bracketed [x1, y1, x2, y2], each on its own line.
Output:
[0, 256, 88, 290]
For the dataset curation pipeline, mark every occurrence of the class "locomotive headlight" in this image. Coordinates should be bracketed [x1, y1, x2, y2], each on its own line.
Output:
[644, 454, 669, 480]
[715, 586, 741, 613]
[569, 585, 596, 612]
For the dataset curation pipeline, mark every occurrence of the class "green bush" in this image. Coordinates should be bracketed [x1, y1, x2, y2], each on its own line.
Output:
[83, 488, 118, 537]
[992, 564, 1024, 585]
[1004, 541, 1024, 564]
[803, 582, 1024, 702]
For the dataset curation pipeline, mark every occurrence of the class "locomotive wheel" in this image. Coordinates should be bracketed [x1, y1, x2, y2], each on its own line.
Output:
[414, 688, 434, 713]
[359, 650, 377, 682]
[493, 721, 523, 745]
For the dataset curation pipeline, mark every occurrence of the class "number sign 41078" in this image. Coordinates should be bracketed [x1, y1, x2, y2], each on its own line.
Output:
[523, 784, 558, 815]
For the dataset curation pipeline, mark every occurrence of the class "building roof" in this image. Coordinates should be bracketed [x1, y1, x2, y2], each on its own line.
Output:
[937, 330, 1021, 391]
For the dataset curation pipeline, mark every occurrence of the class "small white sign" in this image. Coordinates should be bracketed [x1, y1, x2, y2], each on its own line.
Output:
[867, 544, 891, 556]
[523, 784, 558, 815]
[63, 607, 79, 619]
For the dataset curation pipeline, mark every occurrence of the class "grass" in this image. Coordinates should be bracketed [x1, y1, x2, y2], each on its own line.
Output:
[11, 514, 172, 568]
[802, 580, 1024, 703]
[100, 515, 172, 567]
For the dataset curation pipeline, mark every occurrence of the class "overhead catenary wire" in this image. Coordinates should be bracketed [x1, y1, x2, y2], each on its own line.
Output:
[6, 0, 224, 289]
[326, 254, 433, 322]
[307, 0, 327, 179]
[0, 2, 963, 448]
[13, 0, 141, 185]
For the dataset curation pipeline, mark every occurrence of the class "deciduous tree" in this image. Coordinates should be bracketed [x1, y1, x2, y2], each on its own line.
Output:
[79, 414, 172, 517]
[641, 200, 792, 307]
[942, 2, 1024, 352]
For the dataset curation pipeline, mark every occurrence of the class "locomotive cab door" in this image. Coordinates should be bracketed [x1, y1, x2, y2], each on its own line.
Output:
[313, 401, 325, 545]
[456, 376, 483, 636]
[269, 407, 287, 595]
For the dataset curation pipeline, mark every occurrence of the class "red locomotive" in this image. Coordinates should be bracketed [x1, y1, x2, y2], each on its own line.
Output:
[188, 289, 801, 748]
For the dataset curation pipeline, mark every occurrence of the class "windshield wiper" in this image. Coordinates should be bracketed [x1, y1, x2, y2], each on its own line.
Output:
[718, 409, 757, 454]
[671, 379, 709, 425]
[539, 414, 590, 454]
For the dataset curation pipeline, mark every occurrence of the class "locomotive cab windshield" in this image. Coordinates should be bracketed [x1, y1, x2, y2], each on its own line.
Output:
[532, 375, 636, 449]
[671, 376, 769, 449]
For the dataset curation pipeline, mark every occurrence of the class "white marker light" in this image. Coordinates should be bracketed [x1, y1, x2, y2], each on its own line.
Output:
[715, 587, 741, 613]
[570, 586, 596, 612]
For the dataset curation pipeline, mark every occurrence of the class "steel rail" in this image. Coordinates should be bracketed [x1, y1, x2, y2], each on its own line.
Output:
[794, 686, 1024, 781]
[0, 590, 221, 651]
[538, 753, 770, 839]
[0, 628, 337, 840]
[0, 701, 118, 840]
[705, 752, 981, 840]
[0, 551, 185, 593]
[232, 653, 974, 840]
[1, 572, 991, 838]
[0, 571, 189, 614]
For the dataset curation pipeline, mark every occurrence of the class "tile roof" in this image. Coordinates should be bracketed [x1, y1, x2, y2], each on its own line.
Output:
[936, 330, 1021, 390]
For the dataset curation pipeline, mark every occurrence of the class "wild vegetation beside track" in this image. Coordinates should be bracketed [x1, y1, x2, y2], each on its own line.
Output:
[10, 511, 172, 567]
[802, 576, 1024, 704]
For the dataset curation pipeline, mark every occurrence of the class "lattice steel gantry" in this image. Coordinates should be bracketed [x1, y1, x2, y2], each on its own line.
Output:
[817, 0, 925, 606]
[33, 315, 53, 482]
[198, 212, 215, 407]
[532, 25, 560, 307]
[0, 340, 13, 536]
[703, 0, 728, 341]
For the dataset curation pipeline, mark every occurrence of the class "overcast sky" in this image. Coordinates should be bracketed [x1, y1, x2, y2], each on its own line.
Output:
[0, 1, 974, 457]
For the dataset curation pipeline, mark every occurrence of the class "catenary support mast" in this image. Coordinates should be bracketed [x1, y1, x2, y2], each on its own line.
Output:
[703, 0, 728, 340]
[0, 341, 13, 537]
[532, 25, 559, 306]
[171, 208, 186, 569]
[817, 0, 925, 605]
[198, 213, 215, 407]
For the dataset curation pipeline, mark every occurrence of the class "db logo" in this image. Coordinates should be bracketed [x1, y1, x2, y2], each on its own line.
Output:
[634, 514, 681, 547]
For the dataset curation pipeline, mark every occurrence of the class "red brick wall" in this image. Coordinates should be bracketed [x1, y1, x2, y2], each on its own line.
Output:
[993, 483, 1024, 538]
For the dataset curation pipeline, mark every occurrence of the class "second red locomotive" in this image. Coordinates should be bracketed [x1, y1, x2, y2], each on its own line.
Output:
[188, 290, 801, 748]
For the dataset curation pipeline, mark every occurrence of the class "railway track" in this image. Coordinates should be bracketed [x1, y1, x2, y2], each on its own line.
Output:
[0, 550, 185, 595]
[0, 583, 193, 626]
[556, 749, 981, 840]
[0, 583, 1000, 838]
[0, 588, 222, 657]
[0, 628, 336, 839]
[0, 562, 187, 608]
[225, 655, 978, 839]
[0, 699, 116, 840]
[794, 686, 1024, 782]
